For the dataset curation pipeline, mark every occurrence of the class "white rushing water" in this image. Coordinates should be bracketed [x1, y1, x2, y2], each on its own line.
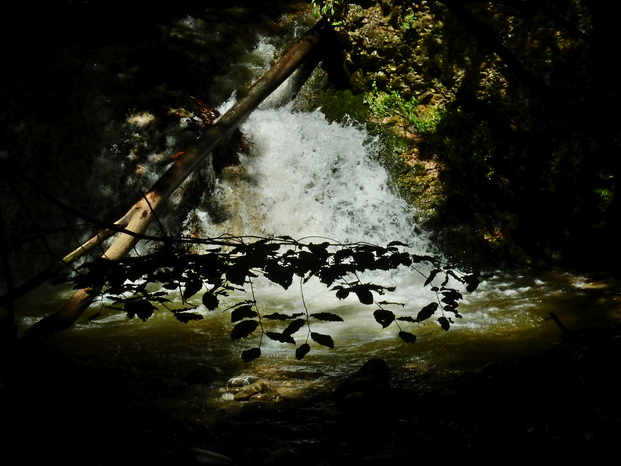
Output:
[174, 36, 463, 354]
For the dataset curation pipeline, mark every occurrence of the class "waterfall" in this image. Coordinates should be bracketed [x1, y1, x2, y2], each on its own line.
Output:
[176, 37, 442, 351]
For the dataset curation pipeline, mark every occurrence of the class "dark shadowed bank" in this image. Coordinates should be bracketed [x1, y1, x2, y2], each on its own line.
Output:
[4, 325, 621, 464]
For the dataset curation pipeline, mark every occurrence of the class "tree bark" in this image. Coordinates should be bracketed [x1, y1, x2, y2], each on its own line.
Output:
[24, 19, 327, 340]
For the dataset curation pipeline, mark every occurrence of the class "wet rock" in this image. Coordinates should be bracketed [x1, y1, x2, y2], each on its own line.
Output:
[233, 381, 275, 401]
[226, 374, 258, 388]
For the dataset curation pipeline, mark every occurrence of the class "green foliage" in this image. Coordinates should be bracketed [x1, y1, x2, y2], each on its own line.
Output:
[364, 81, 445, 134]
[317, 88, 368, 123]
[310, 0, 347, 23]
[69, 235, 479, 361]
[401, 9, 417, 33]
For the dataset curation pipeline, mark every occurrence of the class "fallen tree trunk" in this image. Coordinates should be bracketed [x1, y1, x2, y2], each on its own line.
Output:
[24, 19, 327, 340]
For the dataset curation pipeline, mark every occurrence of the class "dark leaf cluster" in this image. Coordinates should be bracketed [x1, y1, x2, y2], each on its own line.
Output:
[69, 236, 477, 361]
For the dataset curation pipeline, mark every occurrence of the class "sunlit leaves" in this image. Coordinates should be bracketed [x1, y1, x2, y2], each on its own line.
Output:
[231, 320, 259, 340]
[311, 332, 334, 348]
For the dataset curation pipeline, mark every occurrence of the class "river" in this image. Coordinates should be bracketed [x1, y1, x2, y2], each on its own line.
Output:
[13, 7, 621, 409]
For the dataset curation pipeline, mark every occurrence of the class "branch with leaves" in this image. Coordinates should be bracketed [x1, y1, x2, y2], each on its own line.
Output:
[67, 235, 479, 361]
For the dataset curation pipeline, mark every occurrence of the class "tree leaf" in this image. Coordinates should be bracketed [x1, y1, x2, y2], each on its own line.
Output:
[263, 312, 303, 320]
[226, 262, 248, 286]
[230, 320, 259, 340]
[174, 312, 204, 323]
[266, 331, 296, 344]
[311, 332, 334, 349]
[283, 318, 306, 336]
[125, 299, 155, 321]
[183, 277, 203, 301]
[424, 269, 440, 287]
[231, 305, 258, 322]
[335, 287, 349, 300]
[416, 302, 438, 322]
[354, 286, 373, 305]
[398, 331, 417, 343]
[438, 316, 450, 331]
[387, 240, 408, 248]
[373, 309, 395, 328]
[311, 312, 344, 322]
[264, 261, 294, 290]
[241, 347, 261, 362]
[397, 316, 417, 323]
[202, 292, 219, 311]
[295, 343, 311, 360]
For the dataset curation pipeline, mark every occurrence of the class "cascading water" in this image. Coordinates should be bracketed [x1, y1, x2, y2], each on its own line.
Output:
[15, 18, 621, 397]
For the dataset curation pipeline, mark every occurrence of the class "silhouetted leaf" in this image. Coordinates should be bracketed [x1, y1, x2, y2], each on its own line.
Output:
[231, 320, 258, 340]
[174, 312, 204, 323]
[464, 273, 480, 292]
[296, 343, 311, 360]
[354, 286, 373, 305]
[266, 332, 296, 344]
[283, 318, 306, 336]
[424, 269, 440, 287]
[416, 302, 438, 322]
[183, 277, 202, 301]
[311, 332, 334, 349]
[226, 262, 248, 286]
[441, 289, 463, 301]
[202, 292, 219, 311]
[373, 309, 395, 328]
[438, 316, 450, 331]
[241, 347, 261, 362]
[231, 305, 258, 322]
[311, 312, 344, 322]
[466, 281, 479, 293]
[378, 300, 405, 306]
[398, 331, 417, 343]
[263, 312, 303, 320]
[397, 316, 417, 322]
[387, 241, 408, 248]
[335, 287, 349, 300]
[264, 261, 294, 289]
[125, 299, 156, 321]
